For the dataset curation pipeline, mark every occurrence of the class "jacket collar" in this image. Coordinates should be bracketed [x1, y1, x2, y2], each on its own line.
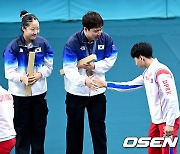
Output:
[81, 30, 94, 44]
[19, 35, 39, 48]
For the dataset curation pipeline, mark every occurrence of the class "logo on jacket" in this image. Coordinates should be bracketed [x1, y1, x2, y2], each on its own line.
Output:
[35, 47, 41, 53]
[98, 45, 104, 50]
[162, 80, 171, 95]
[19, 48, 23, 52]
[80, 46, 85, 50]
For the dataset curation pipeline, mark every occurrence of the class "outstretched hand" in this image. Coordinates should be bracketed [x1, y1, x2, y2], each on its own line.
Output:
[85, 75, 98, 91]
[85, 75, 107, 91]
[93, 77, 107, 88]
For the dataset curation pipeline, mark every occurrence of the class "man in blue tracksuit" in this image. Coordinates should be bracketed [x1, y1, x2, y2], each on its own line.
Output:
[3, 11, 53, 154]
[62, 11, 118, 154]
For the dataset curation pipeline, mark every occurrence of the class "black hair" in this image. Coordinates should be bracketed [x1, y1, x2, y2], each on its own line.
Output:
[131, 42, 153, 58]
[20, 10, 39, 30]
[20, 10, 29, 18]
[82, 11, 104, 30]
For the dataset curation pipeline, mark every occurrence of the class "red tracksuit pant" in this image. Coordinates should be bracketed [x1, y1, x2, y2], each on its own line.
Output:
[148, 118, 179, 154]
[0, 137, 16, 154]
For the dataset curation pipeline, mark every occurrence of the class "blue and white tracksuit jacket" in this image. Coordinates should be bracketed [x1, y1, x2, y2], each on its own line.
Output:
[3, 35, 53, 96]
[106, 59, 180, 126]
[63, 30, 118, 96]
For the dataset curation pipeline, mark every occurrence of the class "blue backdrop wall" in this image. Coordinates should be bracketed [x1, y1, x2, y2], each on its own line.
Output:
[1, 0, 180, 22]
[0, 1, 180, 154]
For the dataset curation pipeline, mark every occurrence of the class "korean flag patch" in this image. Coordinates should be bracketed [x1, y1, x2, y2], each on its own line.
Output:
[80, 46, 85, 50]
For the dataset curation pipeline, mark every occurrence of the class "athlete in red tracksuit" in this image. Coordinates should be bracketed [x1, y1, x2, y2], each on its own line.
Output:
[94, 42, 180, 154]
[0, 86, 16, 154]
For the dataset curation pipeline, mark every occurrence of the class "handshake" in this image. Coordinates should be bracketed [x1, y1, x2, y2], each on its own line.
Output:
[85, 75, 107, 91]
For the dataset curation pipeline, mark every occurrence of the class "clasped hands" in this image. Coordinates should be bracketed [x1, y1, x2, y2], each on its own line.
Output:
[20, 72, 42, 86]
[78, 62, 95, 70]
[78, 62, 106, 90]
[85, 75, 107, 91]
